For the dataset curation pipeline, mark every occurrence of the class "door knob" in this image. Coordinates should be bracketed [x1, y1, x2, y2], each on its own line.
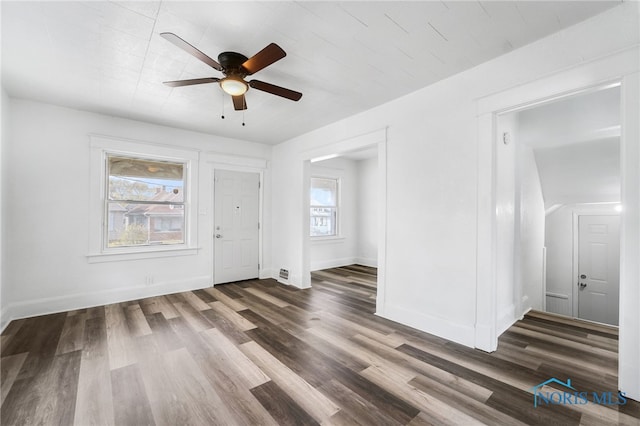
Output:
[579, 282, 587, 288]
[215, 234, 222, 238]
[580, 274, 587, 279]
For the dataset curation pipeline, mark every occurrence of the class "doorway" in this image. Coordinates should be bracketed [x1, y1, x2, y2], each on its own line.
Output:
[512, 85, 622, 326]
[298, 128, 387, 315]
[308, 147, 380, 298]
[475, 57, 638, 400]
[309, 148, 378, 269]
[213, 169, 260, 284]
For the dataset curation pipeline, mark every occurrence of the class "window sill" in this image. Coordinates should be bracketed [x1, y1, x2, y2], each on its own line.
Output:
[310, 236, 345, 244]
[86, 247, 200, 263]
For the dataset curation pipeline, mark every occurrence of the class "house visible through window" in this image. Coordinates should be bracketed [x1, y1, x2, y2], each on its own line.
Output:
[310, 177, 338, 237]
[107, 155, 186, 248]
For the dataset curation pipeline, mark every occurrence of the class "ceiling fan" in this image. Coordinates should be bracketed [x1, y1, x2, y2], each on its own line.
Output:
[161, 32, 302, 111]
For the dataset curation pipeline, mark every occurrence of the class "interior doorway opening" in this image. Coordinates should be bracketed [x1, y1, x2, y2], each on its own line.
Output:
[497, 84, 622, 327]
[308, 146, 379, 299]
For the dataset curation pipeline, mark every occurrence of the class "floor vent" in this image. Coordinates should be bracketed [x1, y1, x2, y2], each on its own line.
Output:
[279, 268, 289, 280]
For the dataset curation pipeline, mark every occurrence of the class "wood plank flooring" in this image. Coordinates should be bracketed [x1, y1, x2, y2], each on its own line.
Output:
[1, 265, 638, 425]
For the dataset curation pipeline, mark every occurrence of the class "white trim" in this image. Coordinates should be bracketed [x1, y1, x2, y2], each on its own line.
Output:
[299, 128, 387, 311]
[542, 246, 547, 312]
[209, 162, 265, 285]
[546, 292, 569, 300]
[310, 236, 346, 243]
[204, 152, 267, 170]
[88, 135, 200, 259]
[475, 112, 498, 351]
[88, 133, 202, 153]
[87, 247, 200, 263]
[355, 257, 378, 268]
[475, 47, 639, 400]
[1, 275, 211, 328]
[310, 257, 358, 272]
[375, 131, 388, 317]
[618, 71, 640, 401]
[476, 46, 638, 115]
[497, 303, 517, 336]
[379, 303, 476, 348]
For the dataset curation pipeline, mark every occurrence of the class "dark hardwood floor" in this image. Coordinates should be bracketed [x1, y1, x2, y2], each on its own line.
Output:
[1, 265, 638, 425]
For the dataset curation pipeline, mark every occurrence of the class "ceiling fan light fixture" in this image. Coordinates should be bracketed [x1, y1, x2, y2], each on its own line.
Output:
[220, 76, 248, 96]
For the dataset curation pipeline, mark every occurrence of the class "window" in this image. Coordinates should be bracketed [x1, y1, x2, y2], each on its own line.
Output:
[310, 177, 338, 237]
[106, 155, 186, 248]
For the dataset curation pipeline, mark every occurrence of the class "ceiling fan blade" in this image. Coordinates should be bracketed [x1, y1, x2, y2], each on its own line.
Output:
[163, 77, 220, 87]
[249, 80, 302, 101]
[160, 32, 222, 71]
[232, 94, 247, 110]
[242, 43, 286, 75]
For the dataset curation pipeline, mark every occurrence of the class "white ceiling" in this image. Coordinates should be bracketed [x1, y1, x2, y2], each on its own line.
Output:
[1, 1, 620, 145]
[516, 86, 621, 208]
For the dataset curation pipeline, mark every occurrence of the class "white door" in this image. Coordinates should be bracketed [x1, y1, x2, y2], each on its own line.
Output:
[577, 215, 620, 325]
[214, 170, 260, 284]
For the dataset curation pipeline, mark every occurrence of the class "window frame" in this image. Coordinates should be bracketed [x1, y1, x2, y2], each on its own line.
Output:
[88, 135, 199, 262]
[105, 154, 187, 249]
[309, 176, 340, 238]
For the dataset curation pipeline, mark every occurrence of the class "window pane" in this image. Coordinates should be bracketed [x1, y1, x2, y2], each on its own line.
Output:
[310, 178, 337, 207]
[107, 202, 185, 248]
[310, 207, 336, 236]
[310, 177, 338, 236]
[108, 156, 184, 202]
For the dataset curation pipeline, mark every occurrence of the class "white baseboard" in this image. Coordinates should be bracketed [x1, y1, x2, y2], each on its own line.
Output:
[271, 271, 309, 289]
[259, 268, 273, 280]
[1, 307, 12, 334]
[310, 257, 357, 271]
[377, 303, 476, 348]
[474, 322, 497, 352]
[0, 275, 212, 330]
[497, 303, 516, 336]
[354, 257, 378, 268]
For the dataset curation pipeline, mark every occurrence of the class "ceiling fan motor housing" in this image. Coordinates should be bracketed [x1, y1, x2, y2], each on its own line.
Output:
[218, 51, 249, 76]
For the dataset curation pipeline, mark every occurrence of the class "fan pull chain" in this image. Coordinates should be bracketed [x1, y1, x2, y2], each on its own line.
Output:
[242, 97, 246, 126]
[221, 92, 225, 119]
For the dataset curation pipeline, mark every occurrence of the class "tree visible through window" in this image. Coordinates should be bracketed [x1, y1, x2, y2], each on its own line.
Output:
[106, 155, 186, 248]
[310, 177, 338, 237]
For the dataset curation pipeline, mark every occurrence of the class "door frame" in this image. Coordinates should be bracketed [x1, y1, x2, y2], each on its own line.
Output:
[300, 128, 388, 316]
[475, 46, 639, 399]
[207, 157, 266, 286]
[572, 211, 620, 322]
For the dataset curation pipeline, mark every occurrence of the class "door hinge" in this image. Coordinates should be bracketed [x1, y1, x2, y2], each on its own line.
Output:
[258, 181, 261, 189]
[258, 222, 260, 229]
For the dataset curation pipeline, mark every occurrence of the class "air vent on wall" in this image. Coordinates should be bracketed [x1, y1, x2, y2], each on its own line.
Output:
[279, 268, 289, 281]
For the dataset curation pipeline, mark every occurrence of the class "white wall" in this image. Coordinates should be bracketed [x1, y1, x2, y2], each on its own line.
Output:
[1, 99, 271, 329]
[356, 157, 378, 267]
[1, 87, 9, 320]
[518, 145, 545, 315]
[495, 114, 517, 334]
[309, 157, 358, 271]
[270, 2, 638, 353]
[495, 111, 545, 335]
[545, 203, 621, 317]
